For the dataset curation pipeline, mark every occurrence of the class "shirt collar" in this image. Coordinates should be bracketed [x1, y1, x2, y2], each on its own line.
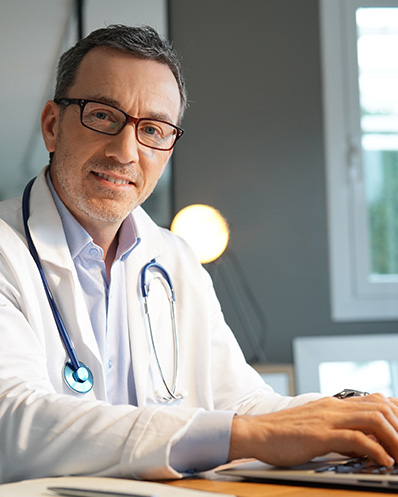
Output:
[46, 172, 139, 261]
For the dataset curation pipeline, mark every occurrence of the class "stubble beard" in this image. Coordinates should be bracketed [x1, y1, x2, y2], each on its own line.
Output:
[51, 151, 147, 224]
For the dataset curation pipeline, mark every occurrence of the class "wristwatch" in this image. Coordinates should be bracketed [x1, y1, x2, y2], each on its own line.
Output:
[333, 388, 369, 399]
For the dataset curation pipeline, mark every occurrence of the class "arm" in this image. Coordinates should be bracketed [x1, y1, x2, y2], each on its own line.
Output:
[0, 291, 200, 483]
[0, 224, 202, 484]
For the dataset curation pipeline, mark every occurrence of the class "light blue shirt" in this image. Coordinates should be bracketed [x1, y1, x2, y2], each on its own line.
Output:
[47, 176, 139, 405]
[46, 173, 233, 473]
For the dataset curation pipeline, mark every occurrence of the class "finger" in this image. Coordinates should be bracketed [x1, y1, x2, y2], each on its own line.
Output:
[333, 406, 398, 462]
[352, 393, 398, 412]
[329, 430, 395, 468]
[387, 397, 398, 409]
[364, 412, 398, 462]
[340, 394, 398, 432]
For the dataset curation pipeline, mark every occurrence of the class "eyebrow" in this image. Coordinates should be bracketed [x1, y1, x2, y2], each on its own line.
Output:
[86, 94, 175, 124]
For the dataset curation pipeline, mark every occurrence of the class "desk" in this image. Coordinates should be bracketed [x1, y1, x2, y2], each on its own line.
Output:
[167, 477, 391, 496]
[0, 474, 392, 497]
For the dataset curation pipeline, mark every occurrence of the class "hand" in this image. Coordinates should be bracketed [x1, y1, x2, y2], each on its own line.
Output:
[229, 394, 398, 467]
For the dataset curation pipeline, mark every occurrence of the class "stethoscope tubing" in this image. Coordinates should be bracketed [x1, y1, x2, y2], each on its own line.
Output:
[140, 259, 175, 300]
[141, 260, 183, 401]
[22, 178, 93, 394]
[22, 178, 81, 371]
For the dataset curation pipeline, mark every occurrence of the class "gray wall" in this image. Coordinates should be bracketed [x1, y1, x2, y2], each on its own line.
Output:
[169, 0, 398, 364]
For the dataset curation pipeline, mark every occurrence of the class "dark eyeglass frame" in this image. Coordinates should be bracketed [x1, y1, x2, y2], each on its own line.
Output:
[54, 98, 184, 151]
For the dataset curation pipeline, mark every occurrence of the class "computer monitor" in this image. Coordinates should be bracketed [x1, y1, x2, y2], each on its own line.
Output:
[252, 363, 295, 396]
[293, 334, 398, 396]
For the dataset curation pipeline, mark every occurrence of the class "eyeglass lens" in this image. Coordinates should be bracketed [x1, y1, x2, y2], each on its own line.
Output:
[82, 101, 178, 150]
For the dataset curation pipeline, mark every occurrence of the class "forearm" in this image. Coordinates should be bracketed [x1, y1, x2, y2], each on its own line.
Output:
[0, 378, 204, 483]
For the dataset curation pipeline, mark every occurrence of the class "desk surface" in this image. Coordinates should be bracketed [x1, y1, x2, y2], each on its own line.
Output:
[167, 477, 391, 496]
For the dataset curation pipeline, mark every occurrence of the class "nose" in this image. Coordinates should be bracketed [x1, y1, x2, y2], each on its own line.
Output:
[104, 124, 139, 164]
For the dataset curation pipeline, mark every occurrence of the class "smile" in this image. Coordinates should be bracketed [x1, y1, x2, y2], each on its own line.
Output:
[94, 172, 131, 185]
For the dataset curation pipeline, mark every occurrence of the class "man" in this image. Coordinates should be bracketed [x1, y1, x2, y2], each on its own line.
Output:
[0, 24, 397, 484]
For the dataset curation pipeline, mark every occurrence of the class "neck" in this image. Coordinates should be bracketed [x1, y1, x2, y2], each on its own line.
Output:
[104, 233, 119, 282]
[80, 218, 122, 281]
[47, 169, 122, 278]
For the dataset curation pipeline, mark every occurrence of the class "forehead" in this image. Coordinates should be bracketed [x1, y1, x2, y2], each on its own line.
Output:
[69, 47, 181, 122]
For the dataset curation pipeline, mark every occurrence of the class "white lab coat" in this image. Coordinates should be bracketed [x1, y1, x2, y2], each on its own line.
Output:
[0, 168, 320, 483]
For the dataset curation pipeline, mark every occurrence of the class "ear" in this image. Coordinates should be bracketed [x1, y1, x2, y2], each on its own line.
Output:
[41, 100, 60, 153]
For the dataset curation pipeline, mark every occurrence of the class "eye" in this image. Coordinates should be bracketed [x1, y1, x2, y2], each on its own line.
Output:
[88, 108, 117, 123]
[142, 124, 163, 136]
[136, 119, 176, 149]
[93, 111, 110, 121]
[82, 102, 124, 133]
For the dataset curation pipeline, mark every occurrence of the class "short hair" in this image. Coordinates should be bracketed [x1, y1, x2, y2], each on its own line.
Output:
[54, 24, 187, 122]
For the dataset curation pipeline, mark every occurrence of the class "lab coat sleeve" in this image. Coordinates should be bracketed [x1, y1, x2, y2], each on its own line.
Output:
[0, 296, 205, 483]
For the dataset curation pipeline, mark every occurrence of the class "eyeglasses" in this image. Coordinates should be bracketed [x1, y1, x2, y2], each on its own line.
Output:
[55, 98, 184, 151]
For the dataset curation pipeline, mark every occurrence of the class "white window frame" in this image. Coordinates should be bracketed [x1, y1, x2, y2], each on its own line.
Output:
[320, 0, 398, 321]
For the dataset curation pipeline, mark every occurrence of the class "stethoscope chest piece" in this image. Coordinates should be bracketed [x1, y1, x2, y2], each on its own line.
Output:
[64, 361, 94, 393]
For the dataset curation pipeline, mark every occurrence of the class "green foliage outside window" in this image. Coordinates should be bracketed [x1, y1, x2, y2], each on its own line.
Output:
[366, 150, 398, 275]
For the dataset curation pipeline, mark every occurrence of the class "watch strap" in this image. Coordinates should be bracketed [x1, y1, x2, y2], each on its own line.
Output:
[333, 388, 369, 399]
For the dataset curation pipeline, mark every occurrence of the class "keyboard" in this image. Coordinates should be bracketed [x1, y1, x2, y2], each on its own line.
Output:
[315, 457, 398, 475]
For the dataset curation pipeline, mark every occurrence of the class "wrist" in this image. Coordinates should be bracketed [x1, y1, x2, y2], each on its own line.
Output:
[228, 415, 252, 461]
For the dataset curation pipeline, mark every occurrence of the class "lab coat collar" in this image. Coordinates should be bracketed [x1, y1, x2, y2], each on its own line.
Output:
[28, 167, 75, 271]
[128, 206, 169, 265]
[123, 206, 172, 406]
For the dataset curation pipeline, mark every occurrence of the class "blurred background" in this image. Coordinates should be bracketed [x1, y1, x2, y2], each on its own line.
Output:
[1, 0, 397, 394]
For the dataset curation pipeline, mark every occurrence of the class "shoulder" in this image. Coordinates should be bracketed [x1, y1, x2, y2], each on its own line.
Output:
[134, 206, 199, 257]
[133, 206, 205, 275]
[0, 197, 23, 238]
[0, 197, 21, 216]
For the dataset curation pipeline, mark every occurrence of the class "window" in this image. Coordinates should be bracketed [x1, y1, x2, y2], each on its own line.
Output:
[320, 0, 398, 320]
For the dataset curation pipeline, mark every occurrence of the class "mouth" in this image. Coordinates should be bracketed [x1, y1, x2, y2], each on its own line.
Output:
[93, 171, 132, 185]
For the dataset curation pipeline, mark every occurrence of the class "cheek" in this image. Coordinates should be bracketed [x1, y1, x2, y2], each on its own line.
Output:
[140, 150, 170, 180]
[56, 134, 100, 172]
[140, 147, 156, 161]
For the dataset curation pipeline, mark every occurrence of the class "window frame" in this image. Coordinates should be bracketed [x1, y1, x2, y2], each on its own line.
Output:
[320, 0, 398, 321]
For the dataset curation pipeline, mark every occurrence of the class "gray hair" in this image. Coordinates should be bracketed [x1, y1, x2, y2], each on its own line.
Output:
[54, 24, 187, 122]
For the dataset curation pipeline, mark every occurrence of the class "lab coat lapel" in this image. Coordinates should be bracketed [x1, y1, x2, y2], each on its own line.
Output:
[126, 207, 169, 406]
[28, 170, 75, 270]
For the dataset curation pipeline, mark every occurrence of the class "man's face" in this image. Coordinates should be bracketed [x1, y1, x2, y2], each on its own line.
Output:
[41, 47, 181, 229]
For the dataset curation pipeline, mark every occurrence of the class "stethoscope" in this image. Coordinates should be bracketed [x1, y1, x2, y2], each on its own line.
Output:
[22, 177, 185, 401]
[140, 260, 184, 402]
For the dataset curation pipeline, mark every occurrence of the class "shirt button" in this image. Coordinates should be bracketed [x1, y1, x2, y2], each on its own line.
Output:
[89, 247, 99, 256]
[108, 359, 113, 369]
